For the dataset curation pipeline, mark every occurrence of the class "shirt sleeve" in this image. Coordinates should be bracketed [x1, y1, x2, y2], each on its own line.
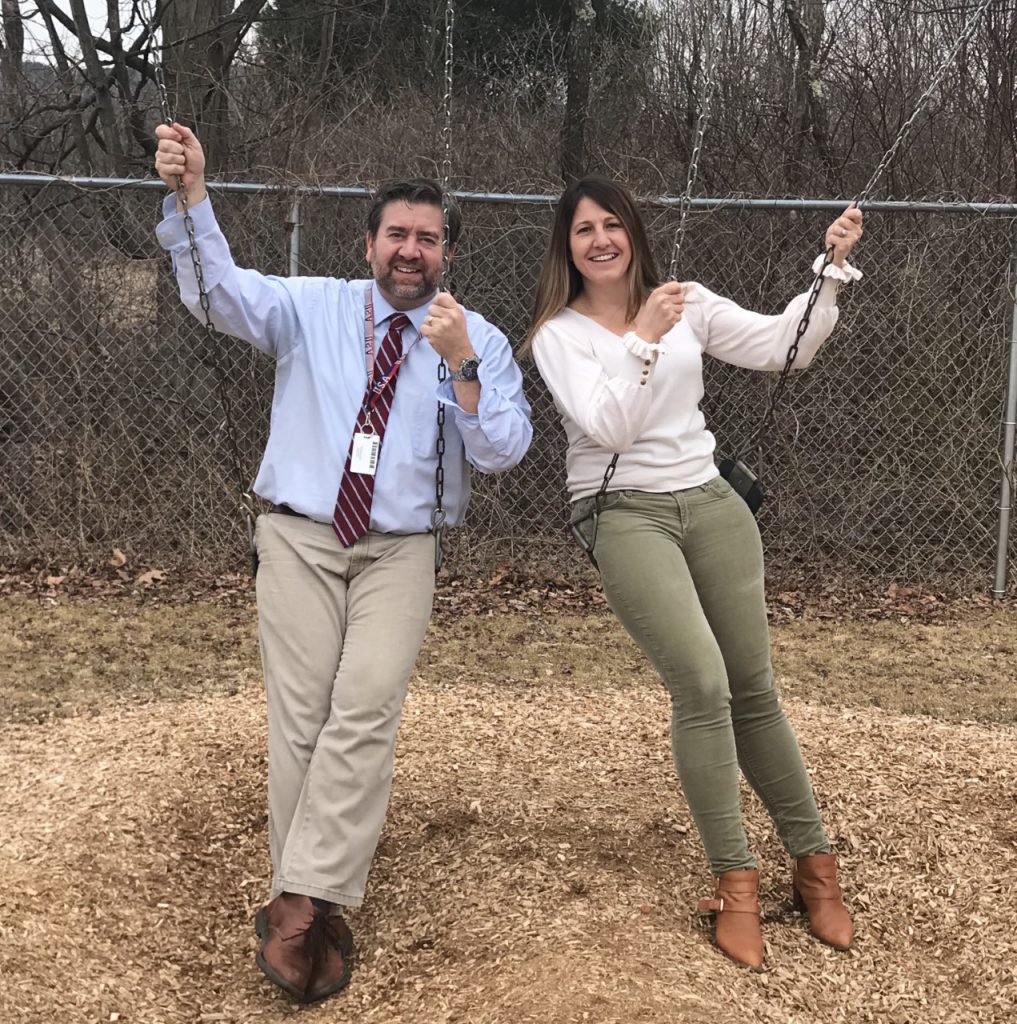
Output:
[436, 315, 533, 473]
[155, 194, 304, 358]
[531, 319, 657, 453]
[684, 256, 861, 371]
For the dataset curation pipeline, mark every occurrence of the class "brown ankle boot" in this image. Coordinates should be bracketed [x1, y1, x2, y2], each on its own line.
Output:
[792, 853, 853, 950]
[697, 868, 765, 970]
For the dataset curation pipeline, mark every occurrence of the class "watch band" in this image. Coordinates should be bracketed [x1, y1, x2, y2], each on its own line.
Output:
[450, 355, 481, 382]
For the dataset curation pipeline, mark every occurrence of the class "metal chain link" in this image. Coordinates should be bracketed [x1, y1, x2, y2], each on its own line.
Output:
[591, 7, 723, 514]
[573, 7, 722, 556]
[750, 248, 834, 453]
[856, 0, 993, 209]
[24, 0, 996, 586]
[2, 182, 1012, 585]
[151, 54, 257, 573]
[668, 14, 722, 281]
[430, 0, 456, 571]
[751, 0, 994, 457]
[440, 0, 455, 293]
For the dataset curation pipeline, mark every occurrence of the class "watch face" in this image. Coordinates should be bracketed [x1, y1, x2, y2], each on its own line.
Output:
[453, 356, 480, 381]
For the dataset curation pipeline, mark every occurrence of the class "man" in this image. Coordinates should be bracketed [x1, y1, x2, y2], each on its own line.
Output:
[154, 123, 532, 1004]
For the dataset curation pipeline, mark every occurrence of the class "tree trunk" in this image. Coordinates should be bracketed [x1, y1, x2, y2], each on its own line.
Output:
[984, 0, 1017, 193]
[784, 0, 840, 193]
[1, 0, 24, 85]
[162, 0, 230, 172]
[38, 2, 96, 171]
[319, 7, 337, 89]
[107, 0, 150, 170]
[1, 0, 26, 156]
[561, 0, 597, 184]
[68, 0, 127, 174]
[161, 0, 269, 173]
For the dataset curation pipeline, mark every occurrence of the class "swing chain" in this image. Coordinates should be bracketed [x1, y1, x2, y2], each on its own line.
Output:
[748, 0, 994, 470]
[668, 14, 722, 280]
[432, 354, 448, 573]
[440, 0, 455, 293]
[432, 0, 456, 573]
[750, 248, 835, 453]
[570, 452, 618, 569]
[152, 49, 257, 573]
[857, 0, 993, 207]
[574, 8, 721, 564]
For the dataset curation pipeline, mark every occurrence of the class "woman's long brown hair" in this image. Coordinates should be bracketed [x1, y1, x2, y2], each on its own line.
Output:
[521, 175, 661, 357]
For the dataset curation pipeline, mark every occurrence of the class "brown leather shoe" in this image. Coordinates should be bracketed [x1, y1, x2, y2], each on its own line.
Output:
[255, 893, 354, 1003]
[697, 868, 765, 970]
[792, 853, 853, 950]
[306, 915, 354, 1003]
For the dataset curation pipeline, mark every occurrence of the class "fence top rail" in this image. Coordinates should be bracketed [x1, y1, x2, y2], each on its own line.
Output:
[2, 172, 1017, 217]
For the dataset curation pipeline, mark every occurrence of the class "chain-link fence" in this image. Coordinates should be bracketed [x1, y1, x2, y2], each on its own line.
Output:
[1, 175, 1015, 592]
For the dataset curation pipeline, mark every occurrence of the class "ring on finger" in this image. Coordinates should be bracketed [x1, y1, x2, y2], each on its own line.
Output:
[839, 227, 848, 237]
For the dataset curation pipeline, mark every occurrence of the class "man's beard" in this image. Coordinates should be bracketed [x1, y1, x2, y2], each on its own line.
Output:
[373, 261, 439, 304]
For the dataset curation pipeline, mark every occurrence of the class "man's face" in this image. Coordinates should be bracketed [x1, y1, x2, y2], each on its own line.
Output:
[366, 201, 449, 310]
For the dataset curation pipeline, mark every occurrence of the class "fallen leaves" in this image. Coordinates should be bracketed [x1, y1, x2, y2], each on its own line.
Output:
[1, 560, 1013, 622]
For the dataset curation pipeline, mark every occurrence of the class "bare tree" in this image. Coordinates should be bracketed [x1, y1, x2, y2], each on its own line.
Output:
[1, 0, 26, 159]
[982, 0, 1017, 194]
[14, 0, 268, 175]
[0, 0, 1010, 198]
[68, 0, 127, 173]
[160, 0, 269, 172]
[561, 0, 597, 183]
[783, 0, 840, 192]
[0, 0, 23, 86]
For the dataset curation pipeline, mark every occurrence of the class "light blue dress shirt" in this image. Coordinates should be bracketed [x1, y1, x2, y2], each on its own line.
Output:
[156, 195, 532, 533]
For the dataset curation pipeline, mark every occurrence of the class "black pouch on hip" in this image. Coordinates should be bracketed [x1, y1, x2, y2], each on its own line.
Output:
[718, 457, 765, 516]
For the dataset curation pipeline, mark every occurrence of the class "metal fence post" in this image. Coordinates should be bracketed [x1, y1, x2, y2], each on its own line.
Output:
[286, 196, 302, 276]
[992, 224, 1017, 599]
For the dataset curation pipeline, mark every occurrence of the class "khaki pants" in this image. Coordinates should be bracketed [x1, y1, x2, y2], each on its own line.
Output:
[254, 513, 435, 907]
[572, 478, 830, 875]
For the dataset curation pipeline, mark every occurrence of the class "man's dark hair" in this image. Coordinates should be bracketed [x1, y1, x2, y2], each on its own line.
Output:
[366, 179, 462, 247]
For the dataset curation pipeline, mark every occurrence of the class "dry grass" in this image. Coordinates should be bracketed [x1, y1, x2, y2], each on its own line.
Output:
[1, 593, 1016, 1024]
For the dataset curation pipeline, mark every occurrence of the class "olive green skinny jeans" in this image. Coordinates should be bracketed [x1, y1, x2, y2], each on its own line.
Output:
[571, 477, 831, 875]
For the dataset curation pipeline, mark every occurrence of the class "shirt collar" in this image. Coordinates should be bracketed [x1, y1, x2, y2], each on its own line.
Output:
[370, 281, 436, 337]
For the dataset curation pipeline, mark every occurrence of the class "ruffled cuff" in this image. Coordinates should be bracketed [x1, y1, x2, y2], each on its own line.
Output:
[621, 332, 660, 389]
[811, 253, 863, 282]
[621, 331, 661, 360]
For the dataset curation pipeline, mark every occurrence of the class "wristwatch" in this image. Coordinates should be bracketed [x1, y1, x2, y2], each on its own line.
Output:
[450, 355, 481, 382]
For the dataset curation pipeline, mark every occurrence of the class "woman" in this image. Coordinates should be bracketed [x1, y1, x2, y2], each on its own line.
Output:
[525, 176, 862, 970]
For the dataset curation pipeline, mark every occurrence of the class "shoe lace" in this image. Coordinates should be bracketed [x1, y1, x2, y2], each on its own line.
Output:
[284, 911, 342, 967]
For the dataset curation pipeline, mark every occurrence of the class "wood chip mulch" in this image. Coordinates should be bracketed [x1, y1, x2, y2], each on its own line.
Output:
[2, 674, 1015, 1023]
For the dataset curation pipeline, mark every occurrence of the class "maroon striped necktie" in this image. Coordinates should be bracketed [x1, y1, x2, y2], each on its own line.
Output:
[332, 313, 411, 547]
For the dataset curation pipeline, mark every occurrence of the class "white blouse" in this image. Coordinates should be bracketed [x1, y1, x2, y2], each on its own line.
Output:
[531, 260, 861, 500]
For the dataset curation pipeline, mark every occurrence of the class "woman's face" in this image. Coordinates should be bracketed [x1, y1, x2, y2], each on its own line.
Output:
[568, 196, 632, 291]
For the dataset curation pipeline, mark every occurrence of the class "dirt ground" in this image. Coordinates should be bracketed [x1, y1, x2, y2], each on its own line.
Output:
[1, 580, 1015, 1024]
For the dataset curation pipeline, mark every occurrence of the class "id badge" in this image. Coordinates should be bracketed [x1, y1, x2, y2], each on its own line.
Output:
[350, 432, 381, 475]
